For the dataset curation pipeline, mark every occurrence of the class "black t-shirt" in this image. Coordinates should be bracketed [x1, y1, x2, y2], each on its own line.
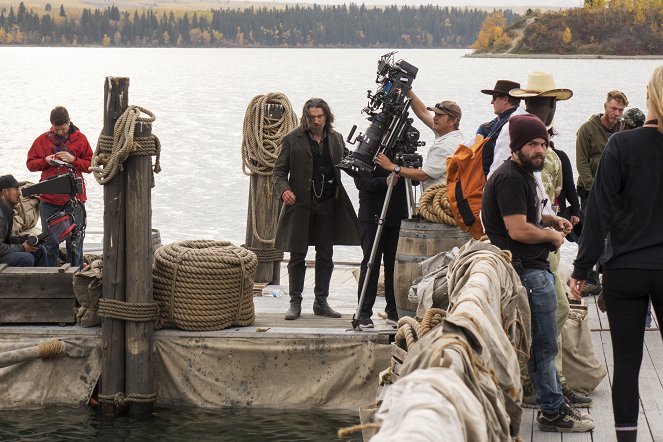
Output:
[481, 159, 550, 271]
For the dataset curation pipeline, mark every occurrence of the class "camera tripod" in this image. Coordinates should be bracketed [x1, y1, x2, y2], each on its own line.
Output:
[352, 173, 417, 331]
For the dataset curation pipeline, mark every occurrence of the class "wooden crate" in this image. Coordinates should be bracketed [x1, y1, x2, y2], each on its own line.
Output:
[0, 264, 77, 324]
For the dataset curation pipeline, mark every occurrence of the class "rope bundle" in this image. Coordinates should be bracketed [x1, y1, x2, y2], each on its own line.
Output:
[90, 105, 161, 185]
[394, 308, 447, 352]
[241, 93, 297, 244]
[153, 240, 257, 331]
[418, 184, 457, 226]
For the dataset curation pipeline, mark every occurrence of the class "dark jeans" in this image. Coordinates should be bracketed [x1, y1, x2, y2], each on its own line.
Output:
[603, 269, 663, 433]
[288, 197, 335, 303]
[0, 245, 48, 266]
[357, 221, 399, 320]
[40, 201, 85, 267]
[521, 268, 565, 414]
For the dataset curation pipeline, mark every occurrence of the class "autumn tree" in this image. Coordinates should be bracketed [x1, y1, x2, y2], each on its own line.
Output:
[473, 12, 512, 52]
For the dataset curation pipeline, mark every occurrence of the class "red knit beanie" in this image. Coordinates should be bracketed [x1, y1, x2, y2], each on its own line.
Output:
[509, 114, 549, 152]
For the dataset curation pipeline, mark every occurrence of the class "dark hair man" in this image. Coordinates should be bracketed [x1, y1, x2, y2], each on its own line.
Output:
[570, 66, 663, 442]
[0, 175, 48, 267]
[374, 89, 464, 190]
[26, 106, 93, 267]
[575, 90, 628, 296]
[477, 80, 521, 176]
[481, 114, 593, 433]
[273, 98, 360, 320]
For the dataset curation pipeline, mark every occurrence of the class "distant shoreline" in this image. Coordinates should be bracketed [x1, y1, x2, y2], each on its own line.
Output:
[465, 53, 663, 60]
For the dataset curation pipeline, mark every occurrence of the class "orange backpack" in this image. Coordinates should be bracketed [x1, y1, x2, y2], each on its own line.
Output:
[446, 134, 492, 239]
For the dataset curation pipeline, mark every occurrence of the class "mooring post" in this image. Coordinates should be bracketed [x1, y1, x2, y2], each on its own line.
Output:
[124, 119, 154, 417]
[100, 76, 129, 417]
[244, 102, 284, 284]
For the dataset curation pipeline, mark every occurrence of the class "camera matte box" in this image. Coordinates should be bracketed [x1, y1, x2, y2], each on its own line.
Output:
[0, 264, 77, 324]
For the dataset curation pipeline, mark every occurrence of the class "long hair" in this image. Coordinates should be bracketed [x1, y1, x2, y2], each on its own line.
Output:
[300, 98, 334, 132]
[648, 66, 663, 134]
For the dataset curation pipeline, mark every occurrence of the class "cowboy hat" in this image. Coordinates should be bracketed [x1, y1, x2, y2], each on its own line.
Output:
[481, 80, 521, 96]
[509, 72, 573, 101]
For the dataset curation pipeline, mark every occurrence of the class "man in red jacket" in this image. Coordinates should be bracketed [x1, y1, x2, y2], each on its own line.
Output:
[27, 106, 93, 267]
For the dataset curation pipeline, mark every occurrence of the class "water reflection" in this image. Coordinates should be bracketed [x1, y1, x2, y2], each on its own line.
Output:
[0, 406, 362, 441]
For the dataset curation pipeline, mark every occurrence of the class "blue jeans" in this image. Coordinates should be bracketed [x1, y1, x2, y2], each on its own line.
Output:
[521, 268, 564, 414]
[40, 201, 85, 267]
[0, 245, 48, 266]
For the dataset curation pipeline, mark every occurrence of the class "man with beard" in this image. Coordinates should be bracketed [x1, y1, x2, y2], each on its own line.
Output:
[575, 90, 628, 296]
[481, 114, 593, 433]
[0, 174, 48, 267]
[274, 98, 360, 320]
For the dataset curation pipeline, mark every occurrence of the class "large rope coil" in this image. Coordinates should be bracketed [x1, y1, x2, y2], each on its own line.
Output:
[241, 93, 297, 245]
[418, 184, 457, 226]
[91, 105, 161, 185]
[153, 240, 257, 331]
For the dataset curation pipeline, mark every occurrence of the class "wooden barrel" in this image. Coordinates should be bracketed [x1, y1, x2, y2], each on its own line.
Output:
[151, 228, 162, 252]
[394, 219, 470, 318]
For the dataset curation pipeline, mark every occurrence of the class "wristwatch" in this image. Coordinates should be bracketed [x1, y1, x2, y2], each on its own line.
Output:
[394, 166, 401, 175]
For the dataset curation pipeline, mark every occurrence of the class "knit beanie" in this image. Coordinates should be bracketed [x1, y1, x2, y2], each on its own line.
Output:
[509, 114, 549, 152]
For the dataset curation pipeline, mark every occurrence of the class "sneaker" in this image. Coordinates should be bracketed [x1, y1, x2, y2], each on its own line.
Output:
[522, 383, 538, 409]
[562, 384, 593, 408]
[358, 317, 374, 329]
[537, 403, 595, 433]
[386, 313, 399, 327]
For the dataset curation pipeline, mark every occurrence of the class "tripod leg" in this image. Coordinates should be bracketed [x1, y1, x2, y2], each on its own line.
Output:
[354, 172, 397, 329]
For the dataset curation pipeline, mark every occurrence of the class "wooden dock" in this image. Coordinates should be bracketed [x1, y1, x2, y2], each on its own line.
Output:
[520, 294, 662, 442]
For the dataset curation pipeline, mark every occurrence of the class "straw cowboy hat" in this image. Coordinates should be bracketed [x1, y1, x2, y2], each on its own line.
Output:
[509, 72, 573, 101]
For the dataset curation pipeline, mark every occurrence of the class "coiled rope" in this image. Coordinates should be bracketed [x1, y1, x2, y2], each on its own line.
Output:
[153, 240, 257, 331]
[37, 340, 66, 359]
[98, 298, 159, 323]
[90, 105, 161, 185]
[418, 184, 457, 226]
[394, 308, 447, 352]
[241, 93, 297, 245]
[98, 392, 157, 408]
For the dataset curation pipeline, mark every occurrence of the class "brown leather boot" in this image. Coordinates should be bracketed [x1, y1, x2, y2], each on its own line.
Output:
[313, 299, 341, 318]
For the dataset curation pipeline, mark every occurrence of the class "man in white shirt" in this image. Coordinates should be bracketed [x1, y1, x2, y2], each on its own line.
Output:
[375, 89, 464, 190]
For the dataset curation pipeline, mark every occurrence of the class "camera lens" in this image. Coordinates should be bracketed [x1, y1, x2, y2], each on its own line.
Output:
[27, 235, 39, 246]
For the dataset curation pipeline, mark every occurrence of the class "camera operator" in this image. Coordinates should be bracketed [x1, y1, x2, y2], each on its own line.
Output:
[0, 175, 48, 267]
[375, 89, 464, 190]
[354, 151, 408, 328]
[26, 106, 93, 267]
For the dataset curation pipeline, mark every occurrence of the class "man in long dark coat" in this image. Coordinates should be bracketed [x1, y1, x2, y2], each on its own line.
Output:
[273, 98, 360, 320]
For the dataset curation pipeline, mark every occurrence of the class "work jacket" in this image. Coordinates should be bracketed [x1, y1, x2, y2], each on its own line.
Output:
[0, 200, 26, 257]
[26, 124, 93, 206]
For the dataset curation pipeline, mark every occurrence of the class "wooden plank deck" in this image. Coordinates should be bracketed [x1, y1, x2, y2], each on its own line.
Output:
[525, 293, 663, 441]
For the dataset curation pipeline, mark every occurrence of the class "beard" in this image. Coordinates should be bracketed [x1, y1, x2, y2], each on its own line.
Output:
[516, 149, 545, 172]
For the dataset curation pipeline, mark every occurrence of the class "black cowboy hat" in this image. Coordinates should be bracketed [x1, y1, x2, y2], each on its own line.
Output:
[481, 80, 521, 96]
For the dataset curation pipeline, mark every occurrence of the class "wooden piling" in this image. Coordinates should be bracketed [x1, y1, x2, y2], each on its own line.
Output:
[124, 120, 154, 416]
[101, 76, 129, 417]
[244, 103, 284, 284]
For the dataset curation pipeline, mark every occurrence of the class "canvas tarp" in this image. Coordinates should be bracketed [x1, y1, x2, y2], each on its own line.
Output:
[154, 332, 391, 410]
[0, 328, 101, 409]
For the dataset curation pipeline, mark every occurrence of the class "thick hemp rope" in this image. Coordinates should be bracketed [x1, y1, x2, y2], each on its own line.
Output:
[37, 340, 66, 359]
[153, 240, 257, 331]
[98, 298, 159, 323]
[418, 184, 457, 225]
[394, 308, 447, 351]
[241, 93, 297, 244]
[90, 105, 161, 185]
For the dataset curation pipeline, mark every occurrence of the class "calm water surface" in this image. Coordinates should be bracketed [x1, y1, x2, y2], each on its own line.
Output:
[0, 406, 360, 441]
[0, 47, 659, 260]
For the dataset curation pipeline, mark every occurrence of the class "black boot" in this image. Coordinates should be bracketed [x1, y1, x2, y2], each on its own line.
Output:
[285, 300, 302, 320]
[313, 298, 341, 318]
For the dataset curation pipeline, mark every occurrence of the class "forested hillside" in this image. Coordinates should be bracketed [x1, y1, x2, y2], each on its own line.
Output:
[0, 2, 518, 47]
[473, 0, 663, 55]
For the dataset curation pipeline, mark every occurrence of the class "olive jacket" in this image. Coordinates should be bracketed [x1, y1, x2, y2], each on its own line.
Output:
[576, 114, 618, 192]
[273, 127, 360, 253]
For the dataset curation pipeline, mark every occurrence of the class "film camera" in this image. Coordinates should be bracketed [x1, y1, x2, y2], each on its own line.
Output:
[337, 52, 424, 178]
[26, 232, 49, 246]
[21, 161, 83, 199]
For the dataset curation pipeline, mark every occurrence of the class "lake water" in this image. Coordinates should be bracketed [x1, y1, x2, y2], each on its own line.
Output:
[1, 47, 660, 261]
[0, 47, 660, 439]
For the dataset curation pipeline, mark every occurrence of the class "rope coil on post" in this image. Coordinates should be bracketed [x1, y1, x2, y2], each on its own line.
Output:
[98, 392, 157, 408]
[241, 93, 297, 244]
[98, 298, 159, 322]
[418, 184, 457, 226]
[90, 105, 161, 185]
[153, 240, 258, 331]
[242, 246, 284, 263]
